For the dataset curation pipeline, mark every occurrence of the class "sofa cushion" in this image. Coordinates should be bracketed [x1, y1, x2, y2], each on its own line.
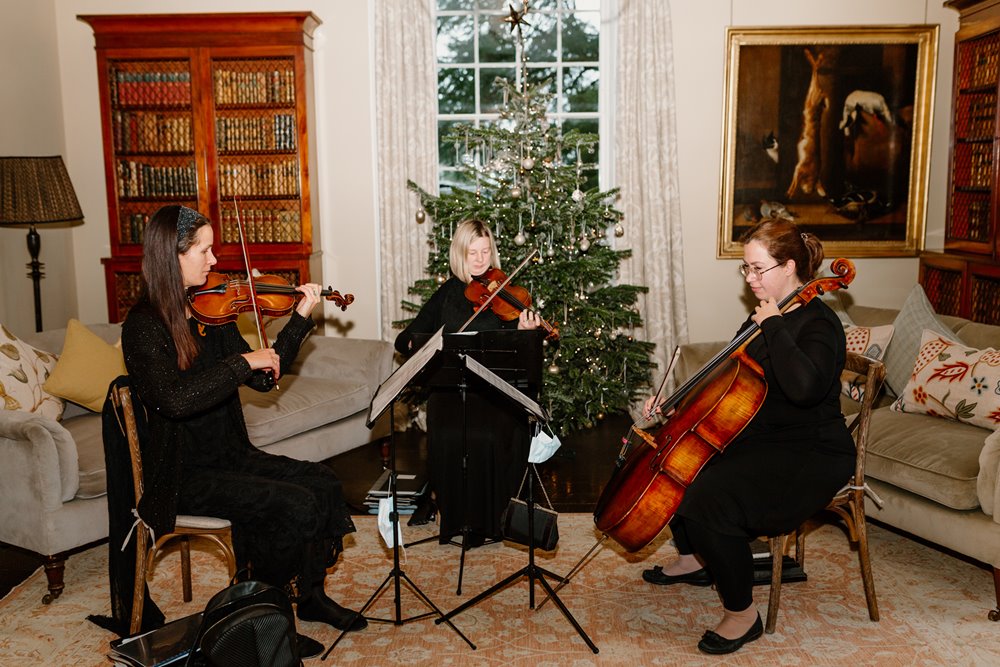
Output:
[883, 285, 961, 397]
[891, 329, 1000, 431]
[866, 407, 986, 510]
[0, 323, 63, 420]
[43, 318, 127, 412]
[62, 414, 107, 499]
[240, 374, 370, 447]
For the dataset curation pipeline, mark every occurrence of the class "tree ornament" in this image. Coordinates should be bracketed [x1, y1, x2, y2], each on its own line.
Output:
[597, 412, 605, 421]
[436, 274, 447, 284]
[415, 208, 426, 224]
[521, 156, 535, 170]
[579, 237, 591, 252]
[572, 189, 585, 203]
[510, 185, 522, 199]
[514, 230, 527, 246]
[614, 222, 624, 237]
[547, 362, 560, 375]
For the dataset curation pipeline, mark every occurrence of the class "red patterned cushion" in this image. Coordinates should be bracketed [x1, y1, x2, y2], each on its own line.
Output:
[891, 328, 1000, 431]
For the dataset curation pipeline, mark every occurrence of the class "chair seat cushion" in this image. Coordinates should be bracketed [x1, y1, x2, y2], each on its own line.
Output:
[175, 515, 231, 530]
[866, 407, 987, 510]
[239, 374, 370, 447]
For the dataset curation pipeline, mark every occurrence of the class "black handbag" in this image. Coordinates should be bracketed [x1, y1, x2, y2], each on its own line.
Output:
[501, 465, 559, 551]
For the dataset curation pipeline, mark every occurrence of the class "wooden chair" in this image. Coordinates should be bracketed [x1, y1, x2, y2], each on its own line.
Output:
[764, 351, 885, 634]
[110, 379, 237, 634]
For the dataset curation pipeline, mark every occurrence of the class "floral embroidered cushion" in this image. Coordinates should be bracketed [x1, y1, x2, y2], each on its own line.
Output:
[840, 325, 893, 403]
[0, 323, 63, 420]
[891, 328, 1000, 431]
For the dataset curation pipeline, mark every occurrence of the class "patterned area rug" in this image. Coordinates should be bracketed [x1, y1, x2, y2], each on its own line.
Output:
[1, 514, 998, 666]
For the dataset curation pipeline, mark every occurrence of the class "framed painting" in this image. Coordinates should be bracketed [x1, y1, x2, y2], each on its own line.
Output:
[718, 26, 939, 258]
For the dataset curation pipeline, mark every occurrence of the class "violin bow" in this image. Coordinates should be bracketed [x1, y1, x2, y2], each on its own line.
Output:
[233, 196, 277, 389]
[457, 248, 538, 333]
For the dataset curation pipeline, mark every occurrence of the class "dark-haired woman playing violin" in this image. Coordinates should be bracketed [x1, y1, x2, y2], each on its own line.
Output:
[396, 218, 541, 546]
[116, 204, 365, 644]
[641, 219, 854, 655]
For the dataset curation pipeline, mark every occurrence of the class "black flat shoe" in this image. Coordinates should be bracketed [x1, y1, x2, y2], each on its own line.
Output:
[642, 565, 713, 587]
[296, 633, 324, 659]
[297, 595, 368, 632]
[697, 614, 763, 655]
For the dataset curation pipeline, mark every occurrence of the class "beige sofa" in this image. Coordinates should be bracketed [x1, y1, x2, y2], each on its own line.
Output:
[0, 322, 393, 603]
[673, 294, 1000, 621]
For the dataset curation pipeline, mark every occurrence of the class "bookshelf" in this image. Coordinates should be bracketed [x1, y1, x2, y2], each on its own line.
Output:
[921, 1, 1000, 325]
[79, 12, 321, 322]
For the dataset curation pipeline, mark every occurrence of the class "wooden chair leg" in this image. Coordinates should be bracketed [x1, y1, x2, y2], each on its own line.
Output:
[181, 536, 193, 603]
[766, 534, 788, 634]
[855, 511, 879, 622]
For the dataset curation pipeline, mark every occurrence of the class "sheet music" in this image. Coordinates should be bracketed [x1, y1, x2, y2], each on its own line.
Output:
[366, 326, 445, 426]
[460, 353, 549, 422]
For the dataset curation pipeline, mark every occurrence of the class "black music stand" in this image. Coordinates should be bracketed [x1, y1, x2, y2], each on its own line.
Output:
[434, 354, 598, 654]
[323, 327, 474, 659]
[406, 329, 543, 595]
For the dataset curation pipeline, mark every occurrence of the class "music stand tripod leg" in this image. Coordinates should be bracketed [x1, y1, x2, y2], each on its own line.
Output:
[323, 399, 476, 660]
[436, 463, 598, 654]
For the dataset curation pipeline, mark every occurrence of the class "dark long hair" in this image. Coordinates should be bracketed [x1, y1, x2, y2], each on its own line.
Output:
[141, 205, 210, 370]
[740, 219, 824, 283]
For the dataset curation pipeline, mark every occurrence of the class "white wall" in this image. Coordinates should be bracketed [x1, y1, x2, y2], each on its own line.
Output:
[0, 0, 77, 337]
[2, 0, 962, 346]
[670, 0, 958, 341]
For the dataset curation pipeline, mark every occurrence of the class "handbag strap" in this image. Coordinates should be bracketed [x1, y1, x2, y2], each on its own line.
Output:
[516, 464, 554, 510]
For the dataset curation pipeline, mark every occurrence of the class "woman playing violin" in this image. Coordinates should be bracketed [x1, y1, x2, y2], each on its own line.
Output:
[116, 205, 364, 645]
[642, 219, 853, 655]
[395, 218, 541, 546]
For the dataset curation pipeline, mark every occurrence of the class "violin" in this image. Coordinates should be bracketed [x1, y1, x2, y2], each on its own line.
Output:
[464, 267, 560, 340]
[189, 271, 354, 326]
[593, 258, 856, 552]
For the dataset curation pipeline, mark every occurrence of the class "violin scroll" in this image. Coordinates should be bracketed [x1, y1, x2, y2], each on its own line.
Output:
[323, 288, 354, 311]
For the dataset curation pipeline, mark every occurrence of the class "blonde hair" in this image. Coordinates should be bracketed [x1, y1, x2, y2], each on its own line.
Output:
[449, 219, 500, 283]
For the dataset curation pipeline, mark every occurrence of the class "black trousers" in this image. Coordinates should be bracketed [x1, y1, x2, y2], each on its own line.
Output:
[670, 515, 754, 612]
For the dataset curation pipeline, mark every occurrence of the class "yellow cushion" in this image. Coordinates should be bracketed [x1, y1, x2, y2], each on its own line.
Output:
[43, 319, 127, 412]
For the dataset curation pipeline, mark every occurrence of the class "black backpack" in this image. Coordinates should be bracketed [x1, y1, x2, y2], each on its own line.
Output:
[191, 580, 302, 667]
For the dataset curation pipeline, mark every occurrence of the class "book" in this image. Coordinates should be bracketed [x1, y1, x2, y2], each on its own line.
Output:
[366, 469, 428, 498]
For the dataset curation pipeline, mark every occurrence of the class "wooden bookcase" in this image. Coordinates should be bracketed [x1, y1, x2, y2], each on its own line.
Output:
[922, 0, 1000, 324]
[79, 12, 321, 322]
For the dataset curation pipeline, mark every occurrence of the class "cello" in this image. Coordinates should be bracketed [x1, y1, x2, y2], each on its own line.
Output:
[593, 258, 856, 552]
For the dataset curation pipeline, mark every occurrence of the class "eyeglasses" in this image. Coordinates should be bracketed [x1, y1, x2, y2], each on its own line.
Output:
[739, 262, 782, 279]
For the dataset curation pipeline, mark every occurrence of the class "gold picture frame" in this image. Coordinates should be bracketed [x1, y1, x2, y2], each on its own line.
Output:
[718, 25, 939, 258]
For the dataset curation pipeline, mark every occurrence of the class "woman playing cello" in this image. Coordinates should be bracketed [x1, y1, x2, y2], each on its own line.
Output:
[641, 219, 854, 655]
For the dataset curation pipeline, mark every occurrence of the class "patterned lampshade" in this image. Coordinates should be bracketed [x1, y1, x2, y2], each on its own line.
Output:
[0, 156, 84, 226]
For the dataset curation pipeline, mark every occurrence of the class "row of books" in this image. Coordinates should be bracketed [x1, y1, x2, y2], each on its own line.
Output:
[218, 207, 303, 244]
[111, 69, 191, 106]
[215, 113, 297, 153]
[117, 160, 198, 199]
[214, 68, 296, 106]
[113, 111, 193, 154]
[364, 469, 428, 515]
[217, 160, 300, 198]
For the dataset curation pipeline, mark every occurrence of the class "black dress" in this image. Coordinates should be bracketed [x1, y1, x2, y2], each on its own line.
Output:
[676, 297, 855, 538]
[100, 301, 354, 634]
[395, 277, 531, 543]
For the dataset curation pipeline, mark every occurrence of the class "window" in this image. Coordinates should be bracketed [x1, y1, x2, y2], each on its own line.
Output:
[435, 0, 603, 190]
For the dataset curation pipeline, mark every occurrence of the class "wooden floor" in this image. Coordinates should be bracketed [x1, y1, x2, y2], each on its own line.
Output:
[0, 412, 634, 599]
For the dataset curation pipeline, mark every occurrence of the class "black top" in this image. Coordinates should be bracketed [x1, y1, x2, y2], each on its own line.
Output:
[121, 301, 314, 536]
[395, 276, 518, 355]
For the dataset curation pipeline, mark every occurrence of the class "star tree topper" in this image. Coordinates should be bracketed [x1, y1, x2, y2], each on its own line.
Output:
[503, 1, 531, 38]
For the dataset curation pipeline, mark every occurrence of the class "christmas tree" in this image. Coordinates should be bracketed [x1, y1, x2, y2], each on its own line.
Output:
[401, 5, 654, 433]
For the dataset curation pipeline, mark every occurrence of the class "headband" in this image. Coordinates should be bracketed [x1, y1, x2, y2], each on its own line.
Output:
[177, 206, 201, 243]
